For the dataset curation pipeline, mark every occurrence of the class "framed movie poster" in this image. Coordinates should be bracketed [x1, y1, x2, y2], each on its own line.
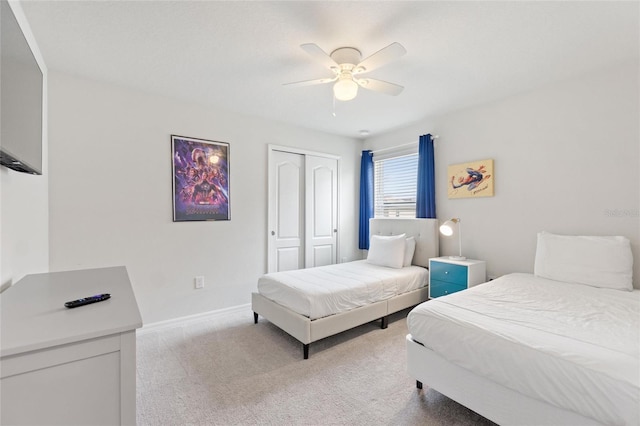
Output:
[447, 158, 494, 199]
[171, 135, 230, 221]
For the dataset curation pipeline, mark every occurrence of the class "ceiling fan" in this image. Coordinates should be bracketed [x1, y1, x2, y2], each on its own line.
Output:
[284, 42, 407, 101]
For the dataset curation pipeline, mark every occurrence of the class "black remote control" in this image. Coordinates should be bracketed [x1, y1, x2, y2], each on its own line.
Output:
[64, 293, 111, 309]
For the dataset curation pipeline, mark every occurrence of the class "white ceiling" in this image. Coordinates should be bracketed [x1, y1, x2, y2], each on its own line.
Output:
[20, 1, 640, 139]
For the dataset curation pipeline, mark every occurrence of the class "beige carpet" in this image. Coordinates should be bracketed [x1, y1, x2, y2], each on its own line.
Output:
[136, 307, 496, 425]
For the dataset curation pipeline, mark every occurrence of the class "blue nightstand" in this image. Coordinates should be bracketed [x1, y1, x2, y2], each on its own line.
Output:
[428, 257, 487, 298]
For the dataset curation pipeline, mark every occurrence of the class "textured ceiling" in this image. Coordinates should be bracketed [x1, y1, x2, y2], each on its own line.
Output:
[20, 1, 640, 138]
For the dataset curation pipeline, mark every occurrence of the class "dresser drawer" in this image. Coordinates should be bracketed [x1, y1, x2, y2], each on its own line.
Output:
[430, 261, 467, 284]
[429, 280, 466, 298]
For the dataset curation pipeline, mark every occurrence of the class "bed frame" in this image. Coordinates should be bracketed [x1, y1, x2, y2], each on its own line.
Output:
[252, 218, 439, 359]
[406, 335, 603, 425]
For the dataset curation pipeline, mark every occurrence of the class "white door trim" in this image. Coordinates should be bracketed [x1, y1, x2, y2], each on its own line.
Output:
[269, 144, 341, 160]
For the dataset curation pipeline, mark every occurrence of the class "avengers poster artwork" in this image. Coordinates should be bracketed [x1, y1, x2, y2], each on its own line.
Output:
[447, 159, 494, 199]
[172, 135, 230, 221]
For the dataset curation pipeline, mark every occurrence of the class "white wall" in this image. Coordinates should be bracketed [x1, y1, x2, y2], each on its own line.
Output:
[0, 0, 49, 289]
[47, 72, 362, 324]
[365, 62, 640, 288]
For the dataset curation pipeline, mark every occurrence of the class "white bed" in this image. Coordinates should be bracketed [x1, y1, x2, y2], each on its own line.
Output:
[406, 232, 639, 425]
[258, 260, 428, 320]
[253, 218, 439, 359]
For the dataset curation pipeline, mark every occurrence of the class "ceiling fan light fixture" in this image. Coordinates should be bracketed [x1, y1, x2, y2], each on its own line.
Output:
[333, 75, 358, 101]
[288, 42, 406, 101]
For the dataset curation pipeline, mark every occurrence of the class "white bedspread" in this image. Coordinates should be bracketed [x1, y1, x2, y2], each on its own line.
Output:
[407, 273, 640, 426]
[258, 260, 428, 320]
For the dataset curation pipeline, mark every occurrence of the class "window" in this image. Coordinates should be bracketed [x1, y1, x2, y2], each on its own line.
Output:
[374, 152, 418, 218]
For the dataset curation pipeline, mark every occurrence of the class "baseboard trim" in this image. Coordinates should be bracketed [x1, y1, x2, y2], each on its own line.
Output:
[138, 303, 251, 335]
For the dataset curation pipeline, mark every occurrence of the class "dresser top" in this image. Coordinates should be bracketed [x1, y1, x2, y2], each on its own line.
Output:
[1, 266, 142, 357]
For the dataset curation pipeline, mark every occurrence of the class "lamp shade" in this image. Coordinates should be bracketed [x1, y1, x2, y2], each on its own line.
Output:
[333, 76, 358, 101]
[439, 218, 465, 260]
[439, 218, 459, 236]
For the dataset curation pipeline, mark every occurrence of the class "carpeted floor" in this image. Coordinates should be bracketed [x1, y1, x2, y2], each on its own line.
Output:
[136, 307, 496, 425]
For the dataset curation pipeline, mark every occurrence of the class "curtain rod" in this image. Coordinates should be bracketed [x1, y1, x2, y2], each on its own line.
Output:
[370, 135, 439, 155]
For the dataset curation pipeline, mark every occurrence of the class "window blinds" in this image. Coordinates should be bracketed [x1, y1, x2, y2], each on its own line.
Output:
[374, 153, 418, 218]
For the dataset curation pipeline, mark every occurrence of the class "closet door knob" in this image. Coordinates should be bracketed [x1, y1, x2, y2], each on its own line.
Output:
[271, 231, 275, 236]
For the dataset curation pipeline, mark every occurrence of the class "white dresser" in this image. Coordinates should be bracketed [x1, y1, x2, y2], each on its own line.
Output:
[1, 266, 142, 425]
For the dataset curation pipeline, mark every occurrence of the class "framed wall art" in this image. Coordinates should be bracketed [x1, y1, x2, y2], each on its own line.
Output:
[171, 135, 230, 221]
[447, 158, 494, 199]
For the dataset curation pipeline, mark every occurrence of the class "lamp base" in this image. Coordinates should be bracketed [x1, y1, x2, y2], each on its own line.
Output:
[448, 255, 466, 261]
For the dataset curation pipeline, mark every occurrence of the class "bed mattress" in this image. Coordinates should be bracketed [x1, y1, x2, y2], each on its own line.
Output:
[258, 260, 428, 320]
[407, 273, 640, 426]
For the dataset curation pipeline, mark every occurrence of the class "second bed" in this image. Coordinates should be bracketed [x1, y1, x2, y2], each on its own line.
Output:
[252, 218, 439, 358]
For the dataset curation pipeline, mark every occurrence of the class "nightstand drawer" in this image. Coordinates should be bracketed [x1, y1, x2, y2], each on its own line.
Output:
[429, 280, 466, 298]
[430, 261, 467, 284]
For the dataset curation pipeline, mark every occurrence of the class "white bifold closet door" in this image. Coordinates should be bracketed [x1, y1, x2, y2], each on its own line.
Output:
[268, 149, 338, 273]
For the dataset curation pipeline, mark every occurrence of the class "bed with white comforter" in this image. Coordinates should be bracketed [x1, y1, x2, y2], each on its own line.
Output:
[259, 260, 428, 320]
[408, 273, 640, 425]
[406, 231, 639, 425]
[253, 218, 439, 359]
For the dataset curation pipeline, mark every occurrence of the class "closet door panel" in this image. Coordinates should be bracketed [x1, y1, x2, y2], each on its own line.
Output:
[305, 156, 338, 268]
[268, 151, 304, 272]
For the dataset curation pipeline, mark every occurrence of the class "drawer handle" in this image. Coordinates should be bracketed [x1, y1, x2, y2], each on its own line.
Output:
[445, 271, 449, 274]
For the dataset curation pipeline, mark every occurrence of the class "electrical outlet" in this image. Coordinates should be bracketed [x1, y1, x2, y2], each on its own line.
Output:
[195, 276, 205, 289]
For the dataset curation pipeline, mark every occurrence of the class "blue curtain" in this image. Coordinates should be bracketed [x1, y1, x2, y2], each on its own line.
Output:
[359, 150, 374, 249]
[416, 134, 436, 218]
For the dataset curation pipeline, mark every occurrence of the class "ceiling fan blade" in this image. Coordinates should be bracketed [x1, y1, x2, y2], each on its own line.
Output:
[355, 42, 406, 74]
[355, 78, 404, 96]
[300, 43, 339, 70]
[283, 77, 337, 88]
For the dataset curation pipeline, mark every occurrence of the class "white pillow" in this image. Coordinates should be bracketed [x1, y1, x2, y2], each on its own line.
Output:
[403, 237, 416, 267]
[367, 234, 406, 269]
[534, 231, 633, 291]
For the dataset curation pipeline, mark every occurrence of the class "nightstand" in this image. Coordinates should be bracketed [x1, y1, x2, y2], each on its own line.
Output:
[428, 257, 487, 298]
